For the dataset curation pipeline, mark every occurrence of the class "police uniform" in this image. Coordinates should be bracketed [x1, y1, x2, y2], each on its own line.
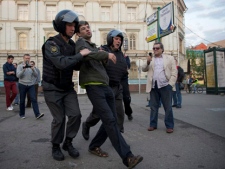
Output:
[42, 34, 83, 145]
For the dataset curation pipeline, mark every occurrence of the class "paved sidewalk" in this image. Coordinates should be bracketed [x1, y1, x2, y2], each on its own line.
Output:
[0, 92, 225, 169]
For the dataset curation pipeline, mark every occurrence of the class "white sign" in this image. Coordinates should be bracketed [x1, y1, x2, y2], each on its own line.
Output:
[159, 2, 173, 37]
[146, 12, 157, 25]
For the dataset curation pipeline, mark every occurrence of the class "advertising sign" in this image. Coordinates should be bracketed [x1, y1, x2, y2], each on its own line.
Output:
[216, 51, 225, 87]
[205, 52, 215, 87]
[146, 22, 158, 42]
[159, 2, 174, 37]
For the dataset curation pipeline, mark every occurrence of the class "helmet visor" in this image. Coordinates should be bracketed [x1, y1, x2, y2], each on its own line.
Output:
[62, 11, 79, 23]
[110, 30, 123, 38]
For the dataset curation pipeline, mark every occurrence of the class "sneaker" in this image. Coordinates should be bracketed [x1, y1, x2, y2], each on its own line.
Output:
[10, 105, 14, 110]
[36, 113, 44, 119]
[127, 155, 143, 169]
[20, 116, 26, 119]
[6, 107, 13, 111]
[14, 103, 19, 106]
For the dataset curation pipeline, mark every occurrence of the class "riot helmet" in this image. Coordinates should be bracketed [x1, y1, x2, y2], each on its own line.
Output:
[107, 29, 124, 48]
[53, 10, 79, 37]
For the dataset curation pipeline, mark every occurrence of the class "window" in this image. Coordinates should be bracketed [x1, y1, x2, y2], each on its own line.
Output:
[101, 6, 110, 21]
[18, 4, 28, 20]
[19, 33, 27, 50]
[129, 34, 136, 50]
[179, 38, 182, 53]
[74, 5, 84, 16]
[127, 7, 136, 22]
[102, 33, 107, 45]
[46, 5, 56, 21]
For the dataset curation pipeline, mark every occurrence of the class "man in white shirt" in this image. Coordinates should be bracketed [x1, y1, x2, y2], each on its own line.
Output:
[142, 42, 177, 133]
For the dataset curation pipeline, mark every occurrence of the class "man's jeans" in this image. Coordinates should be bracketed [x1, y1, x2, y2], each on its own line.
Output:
[150, 83, 174, 129]
[19, 83, 40, 117]
[172, 82, 182, 106]
[86, 85, 132, 166]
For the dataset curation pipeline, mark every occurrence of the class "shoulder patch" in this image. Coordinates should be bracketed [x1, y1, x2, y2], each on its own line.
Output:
[50, 45, 59, 54]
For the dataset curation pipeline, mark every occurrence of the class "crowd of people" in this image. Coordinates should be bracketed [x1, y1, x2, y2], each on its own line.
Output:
[2, 9, 199, 169]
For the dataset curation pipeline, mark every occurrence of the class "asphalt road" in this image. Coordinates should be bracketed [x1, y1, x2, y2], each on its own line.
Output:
[0, 91, 225, 169]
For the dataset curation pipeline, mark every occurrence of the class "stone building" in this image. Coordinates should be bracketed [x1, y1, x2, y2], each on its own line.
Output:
[0, 0, 187, 93]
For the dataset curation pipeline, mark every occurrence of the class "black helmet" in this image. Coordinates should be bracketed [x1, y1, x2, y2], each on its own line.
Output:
[53, 10, 79, 36]
[107, 29, 124, 48]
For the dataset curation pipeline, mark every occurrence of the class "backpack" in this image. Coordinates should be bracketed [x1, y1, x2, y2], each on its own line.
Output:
[177, 66, 184, 83]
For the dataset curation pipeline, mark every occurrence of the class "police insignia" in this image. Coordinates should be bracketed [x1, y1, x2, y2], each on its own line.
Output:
[50, 46, 58, 54]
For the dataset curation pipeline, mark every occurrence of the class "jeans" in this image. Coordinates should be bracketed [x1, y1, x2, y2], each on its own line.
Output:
[150, 82, 174, 129]
[172, 82, 182, 106]
[19, 83, 40, 117]
[86, 85, 132, 167]
[85, 84, 125, 131]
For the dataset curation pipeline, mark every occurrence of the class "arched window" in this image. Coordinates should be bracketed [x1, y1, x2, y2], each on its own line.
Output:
[19, 33, 27, 50]
[129, 34, 136, 50]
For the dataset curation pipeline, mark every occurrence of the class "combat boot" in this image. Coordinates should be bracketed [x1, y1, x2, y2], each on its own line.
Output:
[52, 144, 64, 161]
[82, 122, 90, 140]
[62, 137, 79, 158]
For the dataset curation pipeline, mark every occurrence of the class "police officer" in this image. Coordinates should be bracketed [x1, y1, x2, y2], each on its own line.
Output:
[82, 29, 128, 139]
[42, 10, 90, 161]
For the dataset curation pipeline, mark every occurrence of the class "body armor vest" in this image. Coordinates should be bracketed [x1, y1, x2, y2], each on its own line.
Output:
[42, 35, 76, 90]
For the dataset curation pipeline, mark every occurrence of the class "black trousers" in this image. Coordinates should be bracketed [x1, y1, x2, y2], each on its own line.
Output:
[121, 78, 133, 116]
[85, 84, 125, 131]
[86, 85, 132, 167]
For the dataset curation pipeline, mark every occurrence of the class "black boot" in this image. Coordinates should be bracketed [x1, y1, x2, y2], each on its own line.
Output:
[82, 122, 90, 140]
[52, 144, 64, 161]
[62, 137, 79, 158]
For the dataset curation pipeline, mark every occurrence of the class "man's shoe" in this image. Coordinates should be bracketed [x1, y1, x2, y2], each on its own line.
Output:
[172, 105, 177, 107]
[36, 113, 44, 119]
[166, 128, 174, 133]
[147, 127, 157, 131]
[52, 145, 64, 161]
[146, 105, 150, 107]
[176, 105, 181, 108]
[127, 155, 143, 169]
[82, 122, 90, 140]
[62, 139, 79, 158]
[128, 115, 133, 121]
[20, 116, 26, 119]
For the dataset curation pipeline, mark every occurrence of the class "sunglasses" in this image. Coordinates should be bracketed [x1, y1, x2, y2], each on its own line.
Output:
[153, 47, 160, 50]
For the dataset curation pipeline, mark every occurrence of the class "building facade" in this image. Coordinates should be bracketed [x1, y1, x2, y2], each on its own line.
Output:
[0, 0, 187, 92]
